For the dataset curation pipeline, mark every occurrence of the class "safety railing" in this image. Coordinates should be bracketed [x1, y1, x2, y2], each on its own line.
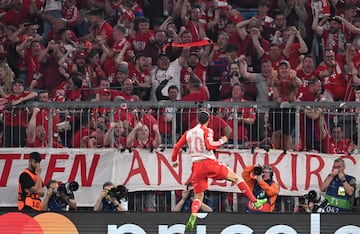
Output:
[2, 100, 360, 153]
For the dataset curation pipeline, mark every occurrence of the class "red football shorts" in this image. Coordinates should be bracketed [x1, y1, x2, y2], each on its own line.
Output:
[191, 158, 229, 194]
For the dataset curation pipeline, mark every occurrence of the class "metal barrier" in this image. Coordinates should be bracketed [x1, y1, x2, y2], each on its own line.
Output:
[3, 100, 360, 151]
[3, 100, 360, 212]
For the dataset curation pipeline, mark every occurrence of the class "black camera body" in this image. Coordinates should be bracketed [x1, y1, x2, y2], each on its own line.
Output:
[307, 190, 327, 204]
[254, 166, 263, 176]
[107, 185, 128, 200]
[301, 190, 329, 213]
[187, 189, 195, 199]
[53, 181, 79, 196]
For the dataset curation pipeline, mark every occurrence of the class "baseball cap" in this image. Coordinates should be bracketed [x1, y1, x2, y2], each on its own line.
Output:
[328, 16, 341, 23]
[158, 52, 170, 60]
[29, 152, 42, 163]
[116, 64, 129, 74]
[279, 60, 290, 67]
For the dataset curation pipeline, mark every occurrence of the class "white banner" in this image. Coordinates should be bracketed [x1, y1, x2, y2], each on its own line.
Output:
[0, 148, 359, 206]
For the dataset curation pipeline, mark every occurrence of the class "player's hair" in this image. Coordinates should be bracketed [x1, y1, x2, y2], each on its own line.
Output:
[198, 111, 210, 124]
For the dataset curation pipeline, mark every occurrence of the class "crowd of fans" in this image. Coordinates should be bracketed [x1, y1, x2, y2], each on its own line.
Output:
[0, 0, 359, 153]
[10, 0, 360, 213]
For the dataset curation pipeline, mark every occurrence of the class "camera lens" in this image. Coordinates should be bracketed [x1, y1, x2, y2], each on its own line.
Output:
[254, 166, 263, 175]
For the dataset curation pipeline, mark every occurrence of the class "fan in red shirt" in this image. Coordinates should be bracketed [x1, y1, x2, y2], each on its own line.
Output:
[35, 90, 60, 136]
[16, 39, 44, 89]
[321, 126, 357, 154]
[112, 78, 141, 102]
[156, 84, 179, 145]
[219, 83, 256, 144]
[62, 0, 79, 29]
[313, 15, 346, 57]
[51, 72, 83, 102]
[87, 9, 114, 47]
[262, 43, 285, 70]
[70, 114, 95, 148]
[271, 61, 301, 151]
[91, 78, 122, 102]
[181, 50, 210, 98]
[128, 54, 151, 100]
[296, 77, 325, 151]
[181, 74, 208, 131]
[0, 0, 29, 27]
[3, 79, 38, 147]
[129, 16, 153, 56]
[296, 55, 319, 90]
[189, 110, 231, 141]
[180, 3, 219, 42]
[102, 25, 131, 82]
[316, 49, 346, 100]
[103, 121, 127, 150]
[272, 60, 302, 102]
[280, 27, 308, 69]
[82, 49, 106, 99]
[27, 108, 63, 148]
[126, 122, 161, 149]
[112, 78, 141, 124]
[219, 62, 242, 100]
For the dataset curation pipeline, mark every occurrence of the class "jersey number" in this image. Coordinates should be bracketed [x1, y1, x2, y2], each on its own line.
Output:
[189, 136, 205, 154]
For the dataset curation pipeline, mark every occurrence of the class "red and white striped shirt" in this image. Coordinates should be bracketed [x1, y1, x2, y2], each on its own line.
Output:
[172, 124, 224, 162]
[62, 4, 79, 28]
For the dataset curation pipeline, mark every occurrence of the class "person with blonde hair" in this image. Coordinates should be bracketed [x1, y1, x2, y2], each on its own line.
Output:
[0, 62, 15, 96]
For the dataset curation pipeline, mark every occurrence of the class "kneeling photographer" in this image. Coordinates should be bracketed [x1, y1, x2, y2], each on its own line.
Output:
[242, 164, 280, 212]
[298, 190, 332, 213]
[172, 182, 213, 212]
[41, 180, 78, 211]
[94, 182, 128, 211]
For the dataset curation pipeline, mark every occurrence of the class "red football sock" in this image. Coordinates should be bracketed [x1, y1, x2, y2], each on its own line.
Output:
[191, 199, 201, 214]
[237, 181, 257, 202]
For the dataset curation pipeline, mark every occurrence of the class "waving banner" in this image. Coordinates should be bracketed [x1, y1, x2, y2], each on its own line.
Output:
[0, 148, 358, 206]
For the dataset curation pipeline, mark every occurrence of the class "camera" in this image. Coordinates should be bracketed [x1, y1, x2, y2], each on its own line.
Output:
[48, 48, 54, 54]
[106, 185, 128, 200]
[53, 181, 79, 196]
[254, 166, 263, 176]
[300, 190, 329, 213]
[307, 190, 326, 204]
[187, 189, 195, 199]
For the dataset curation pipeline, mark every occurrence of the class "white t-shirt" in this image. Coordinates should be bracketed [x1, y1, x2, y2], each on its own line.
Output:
[150, 59, 182, 101]
[44, 0, 63, 12]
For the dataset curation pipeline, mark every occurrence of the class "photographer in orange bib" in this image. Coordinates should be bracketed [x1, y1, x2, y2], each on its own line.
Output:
[18, 152, 44, 211]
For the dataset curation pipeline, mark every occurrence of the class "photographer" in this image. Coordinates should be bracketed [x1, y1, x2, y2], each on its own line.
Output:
[94, 182, 128, 212]
[242, 164, 280, 212]
[319, 158, 356, 212]
[298, 190, 331, 213]
[41, 180, 77, 211]
[18, 152, 44, 211]
[172, 183, 213, 212]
